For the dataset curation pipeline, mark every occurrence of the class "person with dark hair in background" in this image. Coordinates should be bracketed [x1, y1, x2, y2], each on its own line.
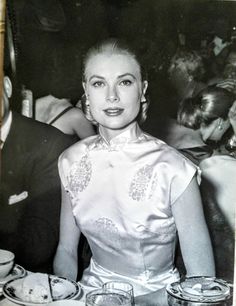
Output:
[178, 85, 236, 157]
[0, 75, 75, 273]
[177, 85, 236, 282]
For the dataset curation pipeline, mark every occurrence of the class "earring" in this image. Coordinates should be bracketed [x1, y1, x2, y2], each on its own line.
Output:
[218, 119, 223, 130]
[83, 94, 97, 125]
[141, 96, 146, 103]
[85, 94, 90, 106]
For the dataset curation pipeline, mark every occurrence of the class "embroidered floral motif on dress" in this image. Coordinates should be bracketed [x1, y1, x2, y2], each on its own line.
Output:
[94, 218, 122, 251]
[67, 155, 92, 193]
[129, 165, 155, 201]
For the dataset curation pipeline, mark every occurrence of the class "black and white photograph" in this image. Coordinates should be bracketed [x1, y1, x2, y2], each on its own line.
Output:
[0, 0, 235, 305]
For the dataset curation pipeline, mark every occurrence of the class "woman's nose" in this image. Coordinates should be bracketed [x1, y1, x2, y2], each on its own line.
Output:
[106, 86, 119, 103]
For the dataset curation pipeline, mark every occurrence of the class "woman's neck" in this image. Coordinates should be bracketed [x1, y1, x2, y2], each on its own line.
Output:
[99, 121, 137, 142]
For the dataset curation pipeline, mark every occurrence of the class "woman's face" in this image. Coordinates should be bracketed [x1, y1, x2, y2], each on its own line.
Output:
[83, 52, 148, 139]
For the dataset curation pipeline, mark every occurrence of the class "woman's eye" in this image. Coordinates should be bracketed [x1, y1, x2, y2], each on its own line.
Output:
[120, 80, 132, 86]
[92, 81, 105, 87]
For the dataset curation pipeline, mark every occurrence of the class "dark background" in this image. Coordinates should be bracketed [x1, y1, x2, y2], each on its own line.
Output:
[6, 0, 236, 124]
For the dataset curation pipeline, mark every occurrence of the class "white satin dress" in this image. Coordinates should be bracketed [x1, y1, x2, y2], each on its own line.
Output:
[58, 122, 197, 296]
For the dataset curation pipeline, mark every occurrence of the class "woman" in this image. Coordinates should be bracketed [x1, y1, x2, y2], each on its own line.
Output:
[177, 85, 236, 157]
[35, 95, 95, 140]
[54, 39, 215, 305]
[177, 85, 236, 282]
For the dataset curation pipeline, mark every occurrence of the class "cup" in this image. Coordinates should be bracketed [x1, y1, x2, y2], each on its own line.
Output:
[102, 281, 134, 306]
[86, 288, 132, 306]
[0, 249, 15, 278]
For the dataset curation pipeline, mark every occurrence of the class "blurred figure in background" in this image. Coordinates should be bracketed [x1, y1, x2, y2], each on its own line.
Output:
[177, 85, 235, 282]
[35, 95, 96, 140]
[210, 49, 236, 95]
[168, 48, 206, 107]
[148, 49, 207, 153]
[178, 85, 236, 157]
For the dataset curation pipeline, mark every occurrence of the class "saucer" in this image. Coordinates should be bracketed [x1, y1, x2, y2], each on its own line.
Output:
[3, 274, 81, 305]
[0, 264, 26, 294]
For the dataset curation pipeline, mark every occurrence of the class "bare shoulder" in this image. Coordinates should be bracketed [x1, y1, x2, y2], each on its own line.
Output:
[64, 107, 86, 120]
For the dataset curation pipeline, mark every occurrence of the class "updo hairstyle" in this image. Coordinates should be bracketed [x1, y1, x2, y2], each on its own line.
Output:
[177, 85, 236, 129]
[81, 38, 149, 125]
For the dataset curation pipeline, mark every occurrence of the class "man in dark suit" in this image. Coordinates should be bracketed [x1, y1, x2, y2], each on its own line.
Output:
[0, 76, 75, 273]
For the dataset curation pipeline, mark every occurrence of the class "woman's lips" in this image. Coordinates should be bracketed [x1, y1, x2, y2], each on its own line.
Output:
[103, 108, 124, 116]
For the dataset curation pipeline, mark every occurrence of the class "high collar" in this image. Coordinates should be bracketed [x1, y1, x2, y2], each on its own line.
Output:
[98, 122, 143, 147]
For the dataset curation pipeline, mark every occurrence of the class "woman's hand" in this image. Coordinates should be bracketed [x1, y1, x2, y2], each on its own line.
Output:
[228, 100, 236, 134]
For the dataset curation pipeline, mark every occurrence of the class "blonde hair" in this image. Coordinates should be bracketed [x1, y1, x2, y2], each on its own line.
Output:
[82, 38, 149, 125]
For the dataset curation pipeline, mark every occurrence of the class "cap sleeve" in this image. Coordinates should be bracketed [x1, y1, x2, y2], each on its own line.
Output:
[169, 151, 198, 205]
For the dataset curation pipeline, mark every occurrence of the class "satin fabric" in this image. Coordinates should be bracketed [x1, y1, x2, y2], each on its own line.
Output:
[58, 122, 197, 296]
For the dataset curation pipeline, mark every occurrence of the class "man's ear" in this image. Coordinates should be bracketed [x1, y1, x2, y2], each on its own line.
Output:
[3, 76, 12, 98]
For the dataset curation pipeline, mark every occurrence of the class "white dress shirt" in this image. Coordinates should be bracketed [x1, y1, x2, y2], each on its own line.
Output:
[1, 111, 12, 148]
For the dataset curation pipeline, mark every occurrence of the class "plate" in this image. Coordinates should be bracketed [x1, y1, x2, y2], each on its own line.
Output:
[166, 276, 232, 303]
[3, 275, 81, 305]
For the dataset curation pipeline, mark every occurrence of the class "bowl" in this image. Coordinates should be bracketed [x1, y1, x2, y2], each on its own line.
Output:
[166, 276, 232, 306]
[0, 249, 15, 279]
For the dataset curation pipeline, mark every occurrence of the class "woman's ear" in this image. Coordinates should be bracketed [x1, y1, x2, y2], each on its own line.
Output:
[141, 80, 148, 102]
[82, 82, 89, 101]
[3, 76, 12, 98]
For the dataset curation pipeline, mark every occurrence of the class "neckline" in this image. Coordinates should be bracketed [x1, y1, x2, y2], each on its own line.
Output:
[99, 122, 142, 147]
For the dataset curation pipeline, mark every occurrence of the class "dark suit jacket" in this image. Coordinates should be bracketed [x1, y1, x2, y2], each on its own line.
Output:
[0, 111, 75, 273]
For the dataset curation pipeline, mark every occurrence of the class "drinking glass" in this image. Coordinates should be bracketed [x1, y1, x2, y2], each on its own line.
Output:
[102, 281, 134, 306]
[85, 288, 132, 306]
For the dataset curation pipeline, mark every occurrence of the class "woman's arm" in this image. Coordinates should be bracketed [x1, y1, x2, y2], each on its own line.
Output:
[172, 176, 215, 277]
[53, 184, 81, 280]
